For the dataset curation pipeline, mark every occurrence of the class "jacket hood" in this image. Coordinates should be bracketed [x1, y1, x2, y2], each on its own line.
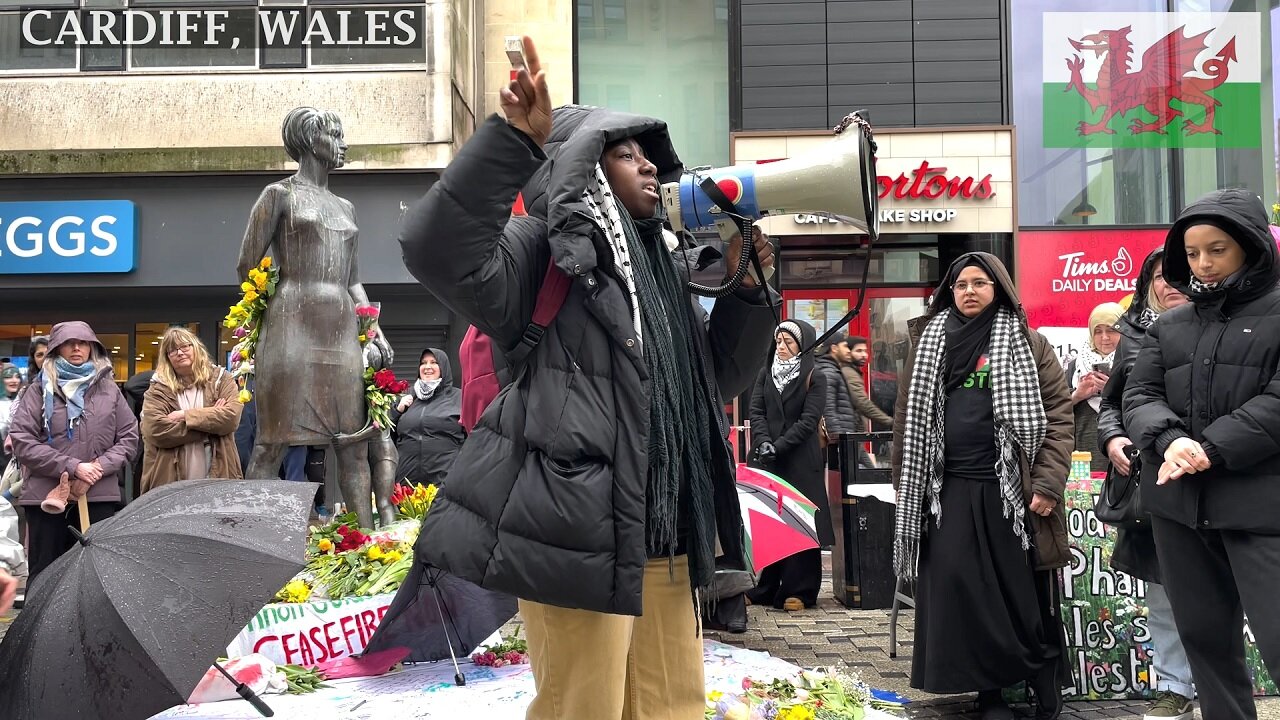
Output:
[1163, 188, 1278, 304]
[421, 347, 453, 385]
[517, 105, 683, 279]
[1119, 248, 1164, 331]
[47, 321, 107, 358]
[520, 105, 683, 222]
[926, 252, 1022, 318]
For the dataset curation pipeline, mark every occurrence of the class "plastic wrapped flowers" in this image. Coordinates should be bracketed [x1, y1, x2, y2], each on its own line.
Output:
[706, 668, 871, 720]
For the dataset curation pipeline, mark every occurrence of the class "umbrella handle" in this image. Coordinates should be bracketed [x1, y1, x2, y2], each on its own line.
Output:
[77, 494, 90, 532]
[213, 662, 275, 717]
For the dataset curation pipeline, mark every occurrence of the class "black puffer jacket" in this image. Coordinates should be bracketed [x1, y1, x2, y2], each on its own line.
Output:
[1097, 248, 1165, 582]
[813, 354, 859, 435]
[391, 348, 464, 488]
[1123, 188, 1280, 532]
[400, 110, 778, 615]
[1097, 248, 1165, 453]
[751, 321, 833, 546]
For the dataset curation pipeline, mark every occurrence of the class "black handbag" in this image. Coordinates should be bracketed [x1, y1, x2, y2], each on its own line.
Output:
[1093, 444, 1146, 529]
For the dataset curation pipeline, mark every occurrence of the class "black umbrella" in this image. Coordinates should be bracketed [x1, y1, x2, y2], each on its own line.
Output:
[363, 561, 517, 684]
[0, 478, 318, 720]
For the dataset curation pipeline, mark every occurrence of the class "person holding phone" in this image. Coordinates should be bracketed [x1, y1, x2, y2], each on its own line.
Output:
[1123, 189, 1280, 719]
[1071, 303, 1124, 472]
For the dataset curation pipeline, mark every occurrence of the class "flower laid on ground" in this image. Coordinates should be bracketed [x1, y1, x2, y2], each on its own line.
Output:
[363, 366, 410, 432]
[274, 579, 313, 604]
[706, 668, 876, 720]
[391, 482, 437, 520]
[223, 256, 279, 403]
[280, 664, 329, 694]
[472, 627, 529, 667]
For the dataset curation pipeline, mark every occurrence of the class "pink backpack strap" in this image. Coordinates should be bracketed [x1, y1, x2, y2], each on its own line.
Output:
[506, 260, 571, 366]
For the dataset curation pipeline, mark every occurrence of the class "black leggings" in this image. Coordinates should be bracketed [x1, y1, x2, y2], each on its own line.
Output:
[26, 501, 117, 584]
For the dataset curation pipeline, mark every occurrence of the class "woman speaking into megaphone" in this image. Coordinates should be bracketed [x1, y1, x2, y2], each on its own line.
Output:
[398, 35, 781, 720]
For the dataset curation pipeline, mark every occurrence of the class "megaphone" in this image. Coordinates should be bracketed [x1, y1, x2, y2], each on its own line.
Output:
[661, 116, 880, 240]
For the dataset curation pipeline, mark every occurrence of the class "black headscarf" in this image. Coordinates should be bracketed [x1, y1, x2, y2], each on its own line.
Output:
[941, 257, 1012, 391]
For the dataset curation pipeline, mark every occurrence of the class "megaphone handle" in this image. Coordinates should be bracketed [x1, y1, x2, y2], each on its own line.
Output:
[716, 219, 774, 286]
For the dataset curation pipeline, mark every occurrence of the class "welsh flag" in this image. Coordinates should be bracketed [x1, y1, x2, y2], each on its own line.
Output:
[1042, 12, 1261, 148]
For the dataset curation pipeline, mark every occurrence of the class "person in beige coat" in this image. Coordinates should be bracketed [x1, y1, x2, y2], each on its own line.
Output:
[140, 328, 243, 493]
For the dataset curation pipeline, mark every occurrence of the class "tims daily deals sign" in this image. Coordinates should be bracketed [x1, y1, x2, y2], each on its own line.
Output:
[1042, 12, 1262, 148]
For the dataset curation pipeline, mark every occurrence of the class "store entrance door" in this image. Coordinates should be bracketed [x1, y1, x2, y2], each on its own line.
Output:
[783, 287, 932, 460]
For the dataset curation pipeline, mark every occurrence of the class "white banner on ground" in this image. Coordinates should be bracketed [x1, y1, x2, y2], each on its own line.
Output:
[225, 593, 396, 666]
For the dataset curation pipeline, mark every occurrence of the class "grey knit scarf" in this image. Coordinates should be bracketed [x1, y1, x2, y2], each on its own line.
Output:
[616, 199, 717, 592]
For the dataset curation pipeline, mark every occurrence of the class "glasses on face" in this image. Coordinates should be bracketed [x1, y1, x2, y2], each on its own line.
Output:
[167, 345, 193, 357]
[951, 280, 994, 294]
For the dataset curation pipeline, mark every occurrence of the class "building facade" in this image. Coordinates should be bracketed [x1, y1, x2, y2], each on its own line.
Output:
[0, 0, 583, 384]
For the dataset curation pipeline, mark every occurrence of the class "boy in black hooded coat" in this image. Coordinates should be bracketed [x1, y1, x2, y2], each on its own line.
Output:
[1123, 188, 1280, 719]
[397, 38, 778, 718]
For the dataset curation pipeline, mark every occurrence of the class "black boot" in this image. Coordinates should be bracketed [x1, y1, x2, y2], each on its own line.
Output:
[976, 690, 1014, 720]
[1032, 662, 1064, 720]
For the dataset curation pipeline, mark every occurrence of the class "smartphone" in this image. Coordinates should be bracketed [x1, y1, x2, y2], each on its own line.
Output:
[504, 36, 527, 72]
[1093, 362, 1111, 374]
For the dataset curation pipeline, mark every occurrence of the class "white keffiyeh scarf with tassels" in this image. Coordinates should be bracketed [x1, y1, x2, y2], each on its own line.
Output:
[583, 164, 643, 341]
[893, 307, 1047, 581]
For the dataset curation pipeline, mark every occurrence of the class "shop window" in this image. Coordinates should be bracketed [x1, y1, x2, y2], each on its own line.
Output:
[134, 322, 199, 377]
[128, 5, 257, 69]
[576, 0, 731, 169]
[0, 12, 77, 71]
[98, 333, 129, 382]
[785, 298, 850, 339]
[0, 325, 44, 378]
[779, 247, 940, 288]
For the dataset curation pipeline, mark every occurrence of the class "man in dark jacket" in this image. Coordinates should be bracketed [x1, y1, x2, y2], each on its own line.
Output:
[399, 37, 777, 719]
[840, 335, 893, 430]
[814, 334, 871, 468]
[1123, 188, 1280, 720]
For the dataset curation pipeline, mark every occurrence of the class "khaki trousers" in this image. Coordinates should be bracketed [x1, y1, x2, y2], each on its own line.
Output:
[520, 556, 705, 720]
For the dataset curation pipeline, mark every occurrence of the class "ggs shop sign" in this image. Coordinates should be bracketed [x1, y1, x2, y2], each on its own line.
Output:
[0, 200, 136, 274]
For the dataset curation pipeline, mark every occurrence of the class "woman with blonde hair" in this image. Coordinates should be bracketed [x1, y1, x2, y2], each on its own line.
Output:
[140, 328, 243, 493]
[1071, 302, 1125, 472]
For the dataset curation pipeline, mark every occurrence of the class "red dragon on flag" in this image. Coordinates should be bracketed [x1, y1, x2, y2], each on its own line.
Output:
[1064, 24, 1237, 136]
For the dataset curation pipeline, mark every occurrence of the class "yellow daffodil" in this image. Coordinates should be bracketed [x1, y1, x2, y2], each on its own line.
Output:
[240, 349, 250, 360]
[358, 334, 367, 343]
[254, 274, 268, 291]
[317, 538, 334, 553]
[238, 389, 252, 403]
[279, 579, 311, 604]
[260, 256, 272, 269]
[382, 550, 402, 564]
[241, 281, 254, 293]
[366, 545, 384, 561]
[244, 290, 259, 304]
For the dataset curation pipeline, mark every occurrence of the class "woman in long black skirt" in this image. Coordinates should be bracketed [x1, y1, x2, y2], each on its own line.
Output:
[747, 319, 829, 611]
[891, 253, 1074, 720]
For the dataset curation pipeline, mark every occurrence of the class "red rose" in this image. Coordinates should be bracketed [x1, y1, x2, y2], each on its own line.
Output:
[373, 368, 396, 390]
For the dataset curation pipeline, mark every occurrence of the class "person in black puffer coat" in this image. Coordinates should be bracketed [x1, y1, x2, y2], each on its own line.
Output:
[1095, 247, 1196, 717]
[748, 319, 829, 611]
[390, 348, 464, 488]
[1123, 188, 1280, 720]
[397, 38, 778, 720]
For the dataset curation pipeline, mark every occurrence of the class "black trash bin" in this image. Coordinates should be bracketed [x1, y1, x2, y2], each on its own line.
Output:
[827, 432, 896, 609]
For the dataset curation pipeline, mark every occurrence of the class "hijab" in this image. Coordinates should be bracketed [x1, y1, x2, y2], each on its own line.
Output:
[942, 258, 1005, 391]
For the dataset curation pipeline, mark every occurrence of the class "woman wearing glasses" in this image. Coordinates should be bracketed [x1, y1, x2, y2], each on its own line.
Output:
[139, 327, 244, 494]
[892, 253, 1073, 720]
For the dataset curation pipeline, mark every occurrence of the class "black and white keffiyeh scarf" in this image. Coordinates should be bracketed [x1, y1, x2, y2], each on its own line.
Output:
[1136, 307, 1160, 329]
[893, 307, 1048, 580]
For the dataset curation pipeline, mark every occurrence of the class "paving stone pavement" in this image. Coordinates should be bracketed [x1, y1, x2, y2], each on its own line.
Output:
[4, 579, 1278, 719]
[700, 563, 1280, 719]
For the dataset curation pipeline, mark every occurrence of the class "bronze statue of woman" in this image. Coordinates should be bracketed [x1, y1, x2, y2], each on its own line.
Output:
[236, 107, 390, 528]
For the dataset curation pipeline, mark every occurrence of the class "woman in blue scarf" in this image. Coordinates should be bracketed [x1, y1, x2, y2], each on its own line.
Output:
[9, 321, 139, 582]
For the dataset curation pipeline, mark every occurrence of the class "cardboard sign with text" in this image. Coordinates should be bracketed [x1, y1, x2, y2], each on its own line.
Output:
[1018, 228, 1168, 370]
[1061, 457, 1276, 699]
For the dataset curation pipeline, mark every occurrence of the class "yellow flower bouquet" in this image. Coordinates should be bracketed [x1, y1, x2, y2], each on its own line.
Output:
[224, 256, 279, 402]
